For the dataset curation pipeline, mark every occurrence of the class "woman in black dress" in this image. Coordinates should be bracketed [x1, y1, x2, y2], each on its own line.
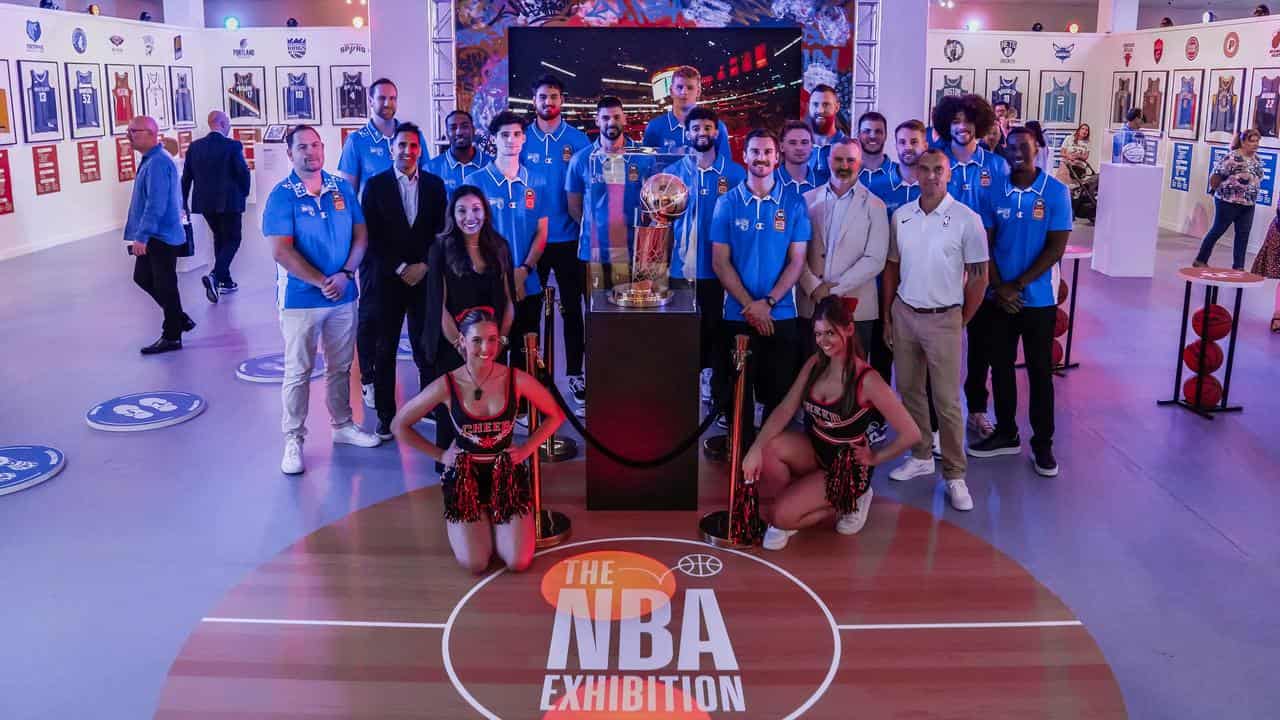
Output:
[424, 185, 518, 457]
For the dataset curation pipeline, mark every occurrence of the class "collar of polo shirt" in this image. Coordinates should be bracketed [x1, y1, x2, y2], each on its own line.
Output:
[287, 170, 339, 198]
[1003, 168, 1049, 197]
[948, 145, 988, 169]
[484, 161, 529, 187]
[738, 178, 784, 207]
[446, 148, 482, 170]
[532, 119, 566, 141]
[686, 152, 726, 175]
[914, 193, 956, 216]
[889, 164, 919, 191]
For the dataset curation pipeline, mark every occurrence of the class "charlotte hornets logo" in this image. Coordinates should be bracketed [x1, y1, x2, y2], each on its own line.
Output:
[1000, 40, 1017, 58]
[287, 37, 307, 59]
[26, 21, 42, 43]
[943, 39, 964, 63]
[1053, 43, 1075, 63]
[72, 28, 88, 54]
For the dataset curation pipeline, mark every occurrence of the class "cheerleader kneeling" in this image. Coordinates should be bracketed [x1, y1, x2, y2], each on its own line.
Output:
[392, 307, 566, 573]
[743, 297, 921, 550]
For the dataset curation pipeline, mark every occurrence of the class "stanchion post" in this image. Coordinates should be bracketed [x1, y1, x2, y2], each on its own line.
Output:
[539, 287, 579, 462]
[524, 333, 571, 547]
[699, 335, 761, 547]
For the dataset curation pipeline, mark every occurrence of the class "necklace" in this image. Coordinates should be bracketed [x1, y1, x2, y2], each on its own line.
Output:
[463, 362, 495, 401]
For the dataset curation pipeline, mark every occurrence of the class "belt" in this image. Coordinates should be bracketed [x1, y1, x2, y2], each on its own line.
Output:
[899, 300, 960, 314]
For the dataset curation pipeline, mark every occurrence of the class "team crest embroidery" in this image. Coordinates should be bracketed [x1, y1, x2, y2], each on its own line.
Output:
[562, 145, 573, 162]
[718, 176, 729, 194]
[528, 153, 541, 164]
[628, 164, 639, 182]
[1032, 198, 1045, 220]
[332, 191, 346, 211]
[980, 169, 991, 187]
[774, 209, 786, 231]
[735, 218, 750, 231]
[525, 188, 536, 210]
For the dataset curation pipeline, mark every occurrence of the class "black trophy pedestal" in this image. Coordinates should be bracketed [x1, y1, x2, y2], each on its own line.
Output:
[585, 288, 699, 510]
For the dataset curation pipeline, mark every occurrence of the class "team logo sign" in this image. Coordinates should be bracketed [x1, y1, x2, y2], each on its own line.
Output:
[143, 35, 155, 56]
[1000, 39, 1017, 59]
[287, 37, 307, 59]
[943, 39, 964, 63]
[339, 42, 368, 55]
[233, 38, 256, 58]
[86, 391, 206, 432]
[443, 539, 838, 718]
[110, 35, 125, 47]
[236, 352, 325, 383]
[174, 35, 183, 60]
[72, 28, 88, 54]
[1154, 38, 1164, 63]
[1123, 42, 1134, 67]
[1186, 36, 1200, 61]
[0, 445, 65, 497]
[26, 20, 41, 43]
[1053, 43, 1075, 62]
[1224, 32, 1239, 58]
[1271, 31, 1280, 58]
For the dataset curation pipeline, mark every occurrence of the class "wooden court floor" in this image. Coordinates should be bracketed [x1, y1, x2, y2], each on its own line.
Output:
[154, 469, 1126, 719]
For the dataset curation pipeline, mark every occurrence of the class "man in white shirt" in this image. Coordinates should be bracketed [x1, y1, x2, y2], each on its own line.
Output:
[881, 148, 989, 511]
[798, 137, 888, 355]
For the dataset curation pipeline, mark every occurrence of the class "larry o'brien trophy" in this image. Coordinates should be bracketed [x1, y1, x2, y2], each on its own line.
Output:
[610, 171, 690, 307]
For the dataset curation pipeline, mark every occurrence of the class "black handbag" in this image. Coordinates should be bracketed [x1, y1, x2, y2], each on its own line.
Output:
[178, 220, 195, 257]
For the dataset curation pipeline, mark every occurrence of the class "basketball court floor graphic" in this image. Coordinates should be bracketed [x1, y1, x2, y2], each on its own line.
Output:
[155, 489, 1125, 718]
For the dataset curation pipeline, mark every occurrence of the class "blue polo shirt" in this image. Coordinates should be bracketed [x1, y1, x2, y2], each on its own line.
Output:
[466, 162, 546, 297]
[337, 119, 430, 195]
[710, 181, 811, 322]
[642, 109, 732, 159]
[566, 139, 650, 263]
[809, 128, 848, 186]
[984, 170, 1073, 308]
[857, 158, 897, 202]
[665, 153, 747, 280]
[942, 144, 1009, 217]
[425, 147, 492, 197]
[878, 164, 921, 221]
[773, 165, 819, 198]
[521, 119, 591, 245]
[262, 170, 365, 310]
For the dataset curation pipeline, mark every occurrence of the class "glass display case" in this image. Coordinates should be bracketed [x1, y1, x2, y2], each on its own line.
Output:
[1109, 127, 1161, 166]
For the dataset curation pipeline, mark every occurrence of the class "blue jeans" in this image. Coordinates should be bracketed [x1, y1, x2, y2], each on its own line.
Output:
[1196, 199, 1255, 270]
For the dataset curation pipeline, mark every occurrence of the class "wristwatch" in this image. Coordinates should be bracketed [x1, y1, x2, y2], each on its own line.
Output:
[765, 296, 777, 308]
[520, 263, 535, 274]
[500, 335, 510, 347]
[340, 269, 355, 280]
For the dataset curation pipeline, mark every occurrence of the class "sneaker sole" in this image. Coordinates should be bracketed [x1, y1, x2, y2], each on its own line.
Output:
[1033, 460, 1060, 477]
[281, 465, 304, 475]
[334, 437, 381, 448]
[889, 466, 935, 482]
[966, 445, 1022, 458]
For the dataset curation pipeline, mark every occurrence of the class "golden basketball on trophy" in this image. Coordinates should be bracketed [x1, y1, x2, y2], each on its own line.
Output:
[610, 172, 690, 307]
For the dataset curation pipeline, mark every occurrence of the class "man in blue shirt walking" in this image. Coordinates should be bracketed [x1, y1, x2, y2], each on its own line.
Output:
[124, 115, 193, 354]
[265, 124, 382, 475]
[522, 75, 591, 398]
[425, 110, 490, 196]
[967, 127, 1071, 477]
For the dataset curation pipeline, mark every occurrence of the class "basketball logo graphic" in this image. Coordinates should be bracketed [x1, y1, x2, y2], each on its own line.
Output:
[676, 554, 723, 578]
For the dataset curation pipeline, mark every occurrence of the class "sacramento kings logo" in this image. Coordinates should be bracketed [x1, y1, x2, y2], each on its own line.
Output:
[1000, 40, 1017, 58]
[72, 28, 87, 54]
[287, 37, 307, 59]
[944, 38, 964, 63]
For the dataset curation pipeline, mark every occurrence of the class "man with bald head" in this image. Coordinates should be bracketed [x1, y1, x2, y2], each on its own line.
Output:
[182, 109, 251, 302]
[126, 115, 191, 354]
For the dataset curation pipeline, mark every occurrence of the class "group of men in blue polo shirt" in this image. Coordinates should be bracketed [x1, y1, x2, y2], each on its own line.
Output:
[262, 67, 1072, 494]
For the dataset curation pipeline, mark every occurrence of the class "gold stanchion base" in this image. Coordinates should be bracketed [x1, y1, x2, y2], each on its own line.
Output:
[535, 509, 572, 548]
[539, 436, 579, 462]
[608, 284, 674, 308]
[703, 434, 729, 462]
[699, 510, 755, 548]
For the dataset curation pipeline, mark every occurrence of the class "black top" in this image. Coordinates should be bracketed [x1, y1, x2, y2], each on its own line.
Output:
[181, 131, 251, 214]
[359, 167, 448, 280]
[445, 369, 517, 459]
[803, 366, 884, 469]
[422, 239, 515, 364]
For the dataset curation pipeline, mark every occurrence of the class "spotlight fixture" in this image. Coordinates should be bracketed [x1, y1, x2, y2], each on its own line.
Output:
[139, 11, 152, 21]
[1068, 22, 1080, 33]
[286, 18, 299, 27]
[224, 16, 240, 30]
[965, 19, 981, 32]
[87, 3, 101, 14]
[1202, 11, 1216, 22]
[352, 16, 365, 28]
[1032, 22, 1044, 32]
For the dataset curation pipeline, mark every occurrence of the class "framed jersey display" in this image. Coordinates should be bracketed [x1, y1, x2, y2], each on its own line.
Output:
[105, 63, 140, 136]
[0, 60, 19, 147]
[1137, 70, 1168, 134]
[330, 65, 370, 125]
[139, 65, 172, 131]
[274, 65, 320, 124]
[221, 66, 267, 127]
[1246, 67, 1280, 147]
[985, 69, 1032, 121]
[1167, 69, 1203, 141]
[17, 60, 63, 144]
[1204, 67, 1246, 145]
[1109, 71, 1137, 130]
[927, 67, 975, 122]
[64, 62, 105, 140]
[1038, 69, 1084, 129]
[168, 66, 196, 129]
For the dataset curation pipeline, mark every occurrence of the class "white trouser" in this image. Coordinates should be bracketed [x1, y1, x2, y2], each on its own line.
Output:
[280, 302, 356, 438]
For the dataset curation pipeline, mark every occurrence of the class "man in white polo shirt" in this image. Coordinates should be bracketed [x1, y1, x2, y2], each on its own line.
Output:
[881, 148, 989, 511]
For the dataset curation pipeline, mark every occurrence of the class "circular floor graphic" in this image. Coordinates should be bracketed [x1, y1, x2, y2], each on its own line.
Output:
[236, 352, 325, 383]
[155, 492, 1126, 718]
[0, 445, 65, 496]
[86, 392, 206, 432]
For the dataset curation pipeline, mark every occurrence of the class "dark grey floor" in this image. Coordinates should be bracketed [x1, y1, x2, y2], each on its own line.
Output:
[1, 223, 1278, 720]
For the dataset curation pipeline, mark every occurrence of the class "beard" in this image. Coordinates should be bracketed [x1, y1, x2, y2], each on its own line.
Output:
[602, 125, 622, 140]
[692, 137, 714, 152]
[537, 106, 560, 121]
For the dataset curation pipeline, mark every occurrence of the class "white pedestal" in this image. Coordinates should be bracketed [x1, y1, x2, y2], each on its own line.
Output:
[1092, 162, 1163, 277]
[253, 144, 293, 238]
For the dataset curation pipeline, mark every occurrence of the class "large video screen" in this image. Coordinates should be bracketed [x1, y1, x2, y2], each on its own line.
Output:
[508, 27, 804, 161]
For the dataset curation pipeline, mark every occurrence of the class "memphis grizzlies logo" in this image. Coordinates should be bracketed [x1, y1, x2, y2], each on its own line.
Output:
[944, 39, 964, 63]
[1000, 40, 1017, 58]
[26, 20, 42, 43]
[1053, 43, 1075, 63]
[287, 37, 307, 59]
[72, 28, 88, 54]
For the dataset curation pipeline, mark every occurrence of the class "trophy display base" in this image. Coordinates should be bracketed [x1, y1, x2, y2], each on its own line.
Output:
[608, 283, 675, 308]
[535, 509, 572, 549]
[539, 436, 578, 462]
[699, 510, 756, 548]
[703, 434, 729, 462]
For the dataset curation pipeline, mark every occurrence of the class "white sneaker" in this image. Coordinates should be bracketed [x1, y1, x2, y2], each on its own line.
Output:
[281, 436, 304, 475]
[889, 456, 935, 482]
[332, 423, 381, 448]
[931, 430, 942, 459]
[836, 487, 873, 535]
[361, 383, 375, 409]
[967, 412, 994, 439]
[699, 368, 712, 402]
[762, 525, 798, 550]
[946, 477, 974, 511]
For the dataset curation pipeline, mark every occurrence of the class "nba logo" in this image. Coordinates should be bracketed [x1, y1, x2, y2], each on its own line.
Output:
[287, 38, 307, 59]
[1000, 40, 1016, 59]
[26, 21, 41, 43]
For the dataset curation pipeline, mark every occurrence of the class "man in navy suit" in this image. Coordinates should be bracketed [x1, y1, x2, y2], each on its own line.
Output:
[182, 110, 252, 303]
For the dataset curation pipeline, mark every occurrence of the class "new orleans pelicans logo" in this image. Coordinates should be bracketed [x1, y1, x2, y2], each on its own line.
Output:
[943, 39, 964, 63]
[1154, 38, 1165, 63]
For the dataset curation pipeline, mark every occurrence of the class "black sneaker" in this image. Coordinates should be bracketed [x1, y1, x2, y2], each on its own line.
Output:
[375, 420, 394, 440]
[140, 337, 182, 355]
[201, 274, 219, 304]
[1032, 447, 1059, 477]
[217, 280, 239, 294]
[967, 432, 1021, 458]
[567, 374, 586, 406]
[181, 315, 196, 333]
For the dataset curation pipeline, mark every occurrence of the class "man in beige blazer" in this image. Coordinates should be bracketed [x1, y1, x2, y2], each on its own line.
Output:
[798, 137, 889, 355]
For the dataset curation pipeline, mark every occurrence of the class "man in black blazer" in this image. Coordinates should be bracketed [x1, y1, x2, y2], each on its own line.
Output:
[360, 122, 449, 438]
[182, 110, 252, 303]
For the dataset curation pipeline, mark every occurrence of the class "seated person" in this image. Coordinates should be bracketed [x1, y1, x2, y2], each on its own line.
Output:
[391, 307, 564, 573]
[742, 296, 920, 550]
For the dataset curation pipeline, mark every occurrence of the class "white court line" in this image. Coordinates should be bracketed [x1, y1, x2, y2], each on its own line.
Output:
[202, 617, 446, 629]
[838, 620, 1083, 631]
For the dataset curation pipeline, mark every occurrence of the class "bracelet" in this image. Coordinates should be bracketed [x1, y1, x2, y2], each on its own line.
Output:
[340, 269, 355, 279]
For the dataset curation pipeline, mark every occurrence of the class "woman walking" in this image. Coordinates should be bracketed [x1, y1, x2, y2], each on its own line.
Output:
[1195, 129, 1265, 270]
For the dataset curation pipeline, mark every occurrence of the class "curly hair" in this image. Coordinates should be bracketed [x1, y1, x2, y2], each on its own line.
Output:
[932, 94, 997, 144]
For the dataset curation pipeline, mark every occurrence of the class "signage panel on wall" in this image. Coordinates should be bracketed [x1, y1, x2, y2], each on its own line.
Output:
[31, 144, 60, 195]
[1170, 142, 1193, 191]
[1257, 150, 1277, 206]
[115, 136, 135, 181]
[0, 149, 14, 214]
[77, 139, 100, 183]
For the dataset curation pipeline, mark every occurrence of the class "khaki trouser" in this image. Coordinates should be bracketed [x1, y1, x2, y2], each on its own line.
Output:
[280, 302, 357, 438]
[891, 300, 966, 479]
